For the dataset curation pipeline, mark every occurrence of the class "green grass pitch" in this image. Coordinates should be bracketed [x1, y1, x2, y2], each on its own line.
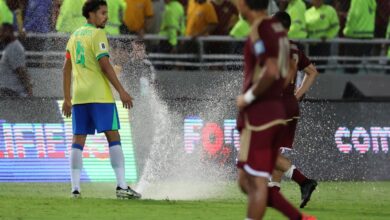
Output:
[0, 182, 389, 219]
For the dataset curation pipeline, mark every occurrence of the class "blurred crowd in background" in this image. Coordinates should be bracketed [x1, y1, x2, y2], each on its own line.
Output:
[0, 0, 389, 43]
[0, 0, 389, 72]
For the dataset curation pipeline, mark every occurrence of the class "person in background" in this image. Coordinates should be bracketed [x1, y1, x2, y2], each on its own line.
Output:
[374, 0, 390, 39]
[186, 0, 218, 38]
[229, 0, 278, 55]
[372, 0, 390, 57]
[305, 0, 339, 72]
[0, 0, 13, 25]
[185, 0, 218, 56]
[122, 0, 154, 37]
[387, 17, 390, 74]
[230, 0, 278, 39]
[56, 0, 87, 33]
[230, 14, 250, 39]
[283, 0, 307, 39]
[272, 11, 319, 209]
[209, 0, 238, 56]
[51, 0, 62, 31]
[146, 0, 165, 34]
[146, 0, 165, 51]
[21, 0, 53, 52]
[111, 39, 155, 181]
[0, 23, 32, 97]
[229, 14, 250, 55]
[210, 0, 238, 36]
[24, 0, 53, 33]
[343, 0, 376, 74]
[267, 0, 279, 14]
[105, 0, 126, 35]
[332, 0, 348, 37]
[159, 0, 185, 53]
[186, 0, 195, 16]
[114, 40, 155, 93]
[5, 0, 26, 37]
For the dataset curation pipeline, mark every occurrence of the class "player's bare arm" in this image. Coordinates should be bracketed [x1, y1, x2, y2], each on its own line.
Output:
[295, 64, 319, 101]
[15, 67, 33, 96]
[236, 58, 279, 110]
[98, 57, 133, 109]
[62, 58, 72, 118]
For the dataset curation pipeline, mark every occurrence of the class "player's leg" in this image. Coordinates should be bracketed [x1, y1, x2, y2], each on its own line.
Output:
[276, 154, 317, 208]
[273, 117, 318, 208]
[104, 130, 141, 199]
[237, 126, 269, 219]
[91, 103, 141, 199]
[284, 163, 318, 208]
[270, 153, 292, 190]
[70, 135, 87, 198]
[237, 127, 251, 196]
[269, 169, 283, 190]
[268, 186, 316, 219]
[238, 169, 249, 195]
[70, 104, 95, 198]
[269, 119, 295, 191]
[266, 143, 303, 220]
[246, 175, 268, 220]
[267, 186, 303, 220]
[104, 131, 126, 187]
[241, 126, 281, 220]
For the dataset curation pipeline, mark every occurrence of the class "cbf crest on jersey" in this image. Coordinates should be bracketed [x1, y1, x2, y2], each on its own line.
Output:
[100, 42, 106, 50]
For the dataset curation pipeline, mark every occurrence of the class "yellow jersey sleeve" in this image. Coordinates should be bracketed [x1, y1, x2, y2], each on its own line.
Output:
[65, 38, 72, 53]
[92, 29, 110, 60]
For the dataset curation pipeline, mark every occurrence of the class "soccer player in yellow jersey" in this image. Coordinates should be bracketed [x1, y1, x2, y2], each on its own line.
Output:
[62, 0, 141, 199]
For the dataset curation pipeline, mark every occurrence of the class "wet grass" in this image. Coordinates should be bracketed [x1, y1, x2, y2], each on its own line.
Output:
[0, 181, 389, 219]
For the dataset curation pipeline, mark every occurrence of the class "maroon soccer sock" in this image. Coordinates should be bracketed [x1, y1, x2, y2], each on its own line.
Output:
[270, 185, 281, 191]
[292, 168, 308, 186]
[267, 187, 302, 220]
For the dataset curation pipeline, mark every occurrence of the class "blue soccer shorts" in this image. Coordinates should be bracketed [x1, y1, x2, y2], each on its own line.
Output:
[72, 103, 120, 135]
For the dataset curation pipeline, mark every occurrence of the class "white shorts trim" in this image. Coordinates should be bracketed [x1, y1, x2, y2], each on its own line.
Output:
[284, 165, 296, 179]
[244, 164, 271, 178]
[268, 181, 281, 188]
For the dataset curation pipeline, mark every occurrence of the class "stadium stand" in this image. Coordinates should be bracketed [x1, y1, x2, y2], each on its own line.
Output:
[0, 0, 389, 74]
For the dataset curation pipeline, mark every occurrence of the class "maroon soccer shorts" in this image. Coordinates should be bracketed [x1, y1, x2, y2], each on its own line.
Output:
[277, 118, 298, 149]
[237, 118, 286, 178]
[277, 96, 300, 149]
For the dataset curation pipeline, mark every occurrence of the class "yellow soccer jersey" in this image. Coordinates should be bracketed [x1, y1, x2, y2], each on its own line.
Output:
[66, 23, 114, 104]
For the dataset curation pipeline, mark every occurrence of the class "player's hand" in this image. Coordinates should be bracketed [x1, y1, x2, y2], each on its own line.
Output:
[62, 99, 72, 118]
[120, 91, 133, 109]
[236, 95, 248, 111]
[295, 93, 306, 102]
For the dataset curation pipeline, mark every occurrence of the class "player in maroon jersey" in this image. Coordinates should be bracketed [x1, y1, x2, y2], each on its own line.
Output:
[270, 11, 319, 209]
[235, 0, 316, 219]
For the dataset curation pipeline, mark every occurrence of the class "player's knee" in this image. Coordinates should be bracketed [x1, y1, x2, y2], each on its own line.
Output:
[104, 130, 121, 142]
[238, 182, 248, 194]
[276, 155, 292, 172]
[71, 143, 84, 150]
[238, 171, 248, 194]
[271, 170, 283, 182]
